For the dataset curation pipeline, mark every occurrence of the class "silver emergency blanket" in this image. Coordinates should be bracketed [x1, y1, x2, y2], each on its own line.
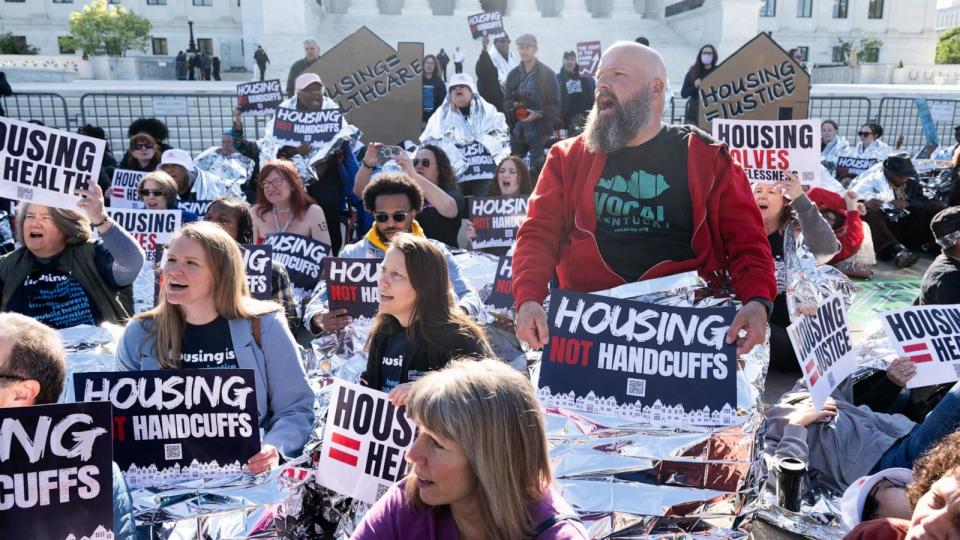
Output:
[419, 94, 510, 178]
[193, 147, 256, 189]
[782, 222, 856, 320]
[841, 138, 893, 161]
[820, 136, 850, 174]
[189, 167, 246, 201]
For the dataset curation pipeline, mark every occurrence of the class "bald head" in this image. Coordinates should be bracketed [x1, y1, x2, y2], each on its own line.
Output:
[601, 41, 668, 87]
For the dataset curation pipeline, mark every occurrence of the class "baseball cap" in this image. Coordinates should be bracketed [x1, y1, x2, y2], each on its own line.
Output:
[516, 34, 537, 46]
[295, 73, 323, 92]
[931, 206, 960, 243]
[448, 73, 477, 95]
[159, 148, 193, 170]
[839, 468, 912, 530]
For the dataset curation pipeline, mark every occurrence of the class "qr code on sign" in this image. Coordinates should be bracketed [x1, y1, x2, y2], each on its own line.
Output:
[952, 363, 960, 379]
[626, 378, 646, 397]
[375, 483, 389, 500]
[802, 172, 815, 183]
[164, 443, 183, 461]
[17, 187, 33, 201]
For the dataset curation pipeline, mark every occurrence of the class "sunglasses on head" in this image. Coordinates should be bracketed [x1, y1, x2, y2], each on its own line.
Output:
[858, 131, 874, 137]
[131, 143, 154, 150]
[139, 189, 164, 197]
[412, 158, 431, 167]
[374, 211, 409, 223]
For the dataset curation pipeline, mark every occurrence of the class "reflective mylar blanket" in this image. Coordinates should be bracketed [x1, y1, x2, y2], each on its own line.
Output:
[419, 94, 510, 179]
[193, 148, 255, 189]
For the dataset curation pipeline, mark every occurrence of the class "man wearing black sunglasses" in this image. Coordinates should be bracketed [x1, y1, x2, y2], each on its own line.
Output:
[304, 173, 483, 335]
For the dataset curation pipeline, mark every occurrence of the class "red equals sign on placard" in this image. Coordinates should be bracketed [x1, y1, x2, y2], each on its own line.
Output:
[904, 342, 933, 363]
[111, 187, 125, 199]
[328, 431, 361, 467]
[804, 358, 819, 386]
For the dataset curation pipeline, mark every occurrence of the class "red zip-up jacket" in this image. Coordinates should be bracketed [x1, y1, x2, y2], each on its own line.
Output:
[513, 128, 776, 308]
[806, 187, 864, 264]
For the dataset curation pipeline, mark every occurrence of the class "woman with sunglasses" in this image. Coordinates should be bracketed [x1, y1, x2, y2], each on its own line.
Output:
[250, 159, 332, 246]
[845, 123, 892, 161]
[120, 132, 162, 173]
[137, 171, 199, 222]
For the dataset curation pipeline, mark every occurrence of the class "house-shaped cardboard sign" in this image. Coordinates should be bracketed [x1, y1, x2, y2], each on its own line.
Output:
[306, 27, 424, 145]
[697, 33, 809, 130]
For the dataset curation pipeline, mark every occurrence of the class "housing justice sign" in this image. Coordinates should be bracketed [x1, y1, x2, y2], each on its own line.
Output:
[787, 293, 856, 410]
[538, 290, 738, 426]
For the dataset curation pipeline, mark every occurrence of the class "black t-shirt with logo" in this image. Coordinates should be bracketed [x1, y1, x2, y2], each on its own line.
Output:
[379, 332, 428, 393]
[594, 125, 696, 282]
[7, 262, 100, 329]
[179, 316, 239, 369]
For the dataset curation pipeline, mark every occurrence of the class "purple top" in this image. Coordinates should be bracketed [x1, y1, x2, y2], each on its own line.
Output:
[351, 481, 588, 539]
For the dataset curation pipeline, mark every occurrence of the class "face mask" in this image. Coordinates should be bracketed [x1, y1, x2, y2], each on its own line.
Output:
[701, 53, 713, 65]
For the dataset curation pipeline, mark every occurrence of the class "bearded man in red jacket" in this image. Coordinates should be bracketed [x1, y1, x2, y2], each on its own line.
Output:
[513, 41, 776, 357]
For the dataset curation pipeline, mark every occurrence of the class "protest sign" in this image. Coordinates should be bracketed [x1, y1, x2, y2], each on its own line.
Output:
[322, 257, 381, 318]
[538, 290, 738, 426]
[109, 168, 146, 208]
[712, 119, 821, 185]
[243, 244, 273, 300]
[458, 141, 497, 181]
[272, 106, 343, 146]
[469, 196, 528, 249]
[836, 156, 879, 177]
[577, 41, 602, 75]
[787, 293, 856, 409]
[697, 33, 810, 130]
[108, 207, 181, 254]
[312, 27, 423, 147]
[0, 401, 113, 539]
[485, 254, 514, 310]
[237, 79, 284, 116]
[881, 305, 960, 388]
[264, 232, 331, 291]
[74, 369, 260, 489]
[180, 199, 215, 217]
[915, 97, 941, 147]
[467, 11, 505, 40]
[317, 380, 415, 504]
[0, 117, 105, 210]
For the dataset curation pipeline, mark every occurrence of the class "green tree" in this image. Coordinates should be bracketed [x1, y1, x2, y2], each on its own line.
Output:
[937, 26, 960, 64]
[858, 35, 884, 63]
[0, 32, 39, 55]
[63, 0, 152, 57]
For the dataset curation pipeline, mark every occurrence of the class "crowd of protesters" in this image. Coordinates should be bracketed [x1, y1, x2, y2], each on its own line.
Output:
[3, 33, 960, 540]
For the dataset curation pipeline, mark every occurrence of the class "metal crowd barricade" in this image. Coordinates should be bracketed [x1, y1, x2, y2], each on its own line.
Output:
[79, 93, 269, 157]
[877, 97, 960, 155]
[0, 92, 72, 131]
[807, 96, 873, 143]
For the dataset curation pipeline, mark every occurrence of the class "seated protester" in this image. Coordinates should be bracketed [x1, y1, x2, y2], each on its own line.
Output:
[851, 153, 947, 269]
[806, 188, 872, 278]
[250, 159, 332, 246]
[118, 118, 170, 171]
[304, 174, 484, 335]
[0, 187, 145, 329]
[464, 155, 534, 255]
[364, 234, 493, 402]
[115, 222, 315, 472]
[419, 73, 511, 198]
[119, 131, 161, 173]
[138, 171, 199, 222]
[754, 173, 840, 372]
[843, 122, 893, 160]
[158, 148, 196, 201]
[843, 431, 960, 539]
[353, 359, 588, 539]
[193, 129, 257, 200]
[0, 313, 135, 539]
[821, 120, 850, 175]
[930, 125, 960, 162]
[840, 468, 913, 531]
[204, 197, 299, 331]
[917, 206, 960, 305]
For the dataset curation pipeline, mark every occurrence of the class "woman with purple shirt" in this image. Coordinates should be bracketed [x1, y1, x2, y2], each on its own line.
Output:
[352, 359, 587, 540]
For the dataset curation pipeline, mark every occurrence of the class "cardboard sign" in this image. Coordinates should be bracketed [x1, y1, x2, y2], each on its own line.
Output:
[322, 257, 381, 319]
[697, 33, 810, 130]
[107, 207, 181, 254]
[0, 118, 105, 210]
[0, 401, 114, 539]
[243, 244, 273, 300]
[484, 254, 514, 310]
[272, 106, 344, 146]
[467, 11, 505, 40]
[577, 41, 602, 75]
[263, 232, 331, 291]
[458, 141, 497, 182]
[538, 290, 737, 426]
[237, 79, 284, 116]
[180, 199, 215, 217]
[317, 380, 415, 504]
[109, 168, 146, 208]
[786, 293, 856, 409]
[836, 156, 879, 177]
[469, 196, 528, 249]
[712, 119, 821, 185]
[74, 370, 260, 489]
[881, 305, 960, 388]
[311, 27, 424, 148]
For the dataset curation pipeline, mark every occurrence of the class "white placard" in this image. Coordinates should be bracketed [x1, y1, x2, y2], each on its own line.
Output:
[712, 118, 821, 186]
[881, 305, 960, 389]
[787, 293, 857, 410]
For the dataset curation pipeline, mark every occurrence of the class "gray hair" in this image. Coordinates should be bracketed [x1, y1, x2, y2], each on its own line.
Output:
[0, 312, 67, 405]
[15, 203, 92, 246]
[138, 170, 179, 208]
[304, 38, 319, 48]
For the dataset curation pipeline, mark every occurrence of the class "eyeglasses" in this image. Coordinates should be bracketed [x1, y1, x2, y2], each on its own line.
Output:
[139, 189, 165, 197]
[412, 158, 431, 167]
[374, 211, 409, 223]
[259, 178, 285, 189]
[857, 131, 874, 137]
[131, 143, 154, 150]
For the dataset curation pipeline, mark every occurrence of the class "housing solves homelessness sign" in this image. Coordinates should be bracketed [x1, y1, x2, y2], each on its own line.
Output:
[237, 79, 284, 116]
[469, 196, 527, 249]
[712, 119, 820, 185]
[108, 207, 181, 254]
[317, 380, 415, 504]
[786, 293, 856, 410]
[74, 369, 260, 489]
[322, 257, 381, 318]
[264, 232, 331, 291]
[538, 290, 737, 425]
[0, 117, 105, 210]
[881, 305, 960, 388]
[0, 401, 113, 539]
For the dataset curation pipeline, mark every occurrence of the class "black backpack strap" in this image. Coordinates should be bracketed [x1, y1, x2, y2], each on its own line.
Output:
[530, 513, 581, 538]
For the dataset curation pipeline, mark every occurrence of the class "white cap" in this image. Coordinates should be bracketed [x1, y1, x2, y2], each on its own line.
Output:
[447, 73, 477, 95]
[159, 148, 193, 170]
[839, 468, 913, 530]
[295, 73, 323, 92]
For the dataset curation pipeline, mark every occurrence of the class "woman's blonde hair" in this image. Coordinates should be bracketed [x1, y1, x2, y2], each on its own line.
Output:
[136, 221, 281, 368]
[137, 170, 179, 208]
[15, 203, 92, 246]
[404, 358, 552, 540]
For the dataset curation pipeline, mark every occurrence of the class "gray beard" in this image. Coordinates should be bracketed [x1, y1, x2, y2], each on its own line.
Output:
[584, 87, 652, 154]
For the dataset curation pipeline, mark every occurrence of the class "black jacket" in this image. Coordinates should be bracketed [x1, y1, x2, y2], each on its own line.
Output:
[476, 49, 505, 112]
[504, 59, 560, 134]
[681, 66, 715, 124]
